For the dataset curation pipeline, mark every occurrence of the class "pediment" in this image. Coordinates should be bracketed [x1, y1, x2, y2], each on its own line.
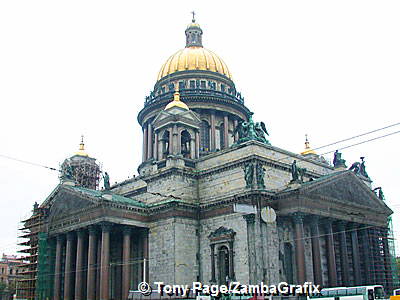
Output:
[46, 186, 99, 221]
[152, 108, 201, 129]
[300, 171, 392, 214]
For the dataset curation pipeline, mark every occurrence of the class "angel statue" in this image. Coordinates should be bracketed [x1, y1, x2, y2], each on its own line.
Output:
[232, 112, 270, 145]
[254, 121, 269, 144]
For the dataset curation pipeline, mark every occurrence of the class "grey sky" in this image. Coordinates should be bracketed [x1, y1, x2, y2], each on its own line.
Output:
[0, 0, 399, 255]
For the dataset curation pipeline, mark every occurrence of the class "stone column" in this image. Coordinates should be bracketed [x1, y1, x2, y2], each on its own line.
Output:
[142, 126, 148, 162]
[337, 221, 350, 285]
[195, 131, 200, 158]
[143, 229, 149, 283]
[64, 232, 75, 300]
[147, 123, 153, 160]
[100, 223, 111, 300]
[350, 223, 362, 285]
[96, 234, 101, 300]
[122, 226, 132, 299]
[243, 214, 256, 284]
[169, 128, 174, 155]
[87, 226, 97, 300]
[154, 132, 158, 161]
[158, 136, 164, 161]
[177, 128, 182, 155]
[190, 138, 196, 159]
[210, 110, 216, 151]
[292, 213, 306, 284]
[360, 227, 372, 284]
[210, 244, 216, 283]
[74, 230, 85, 300]
[323, 220, 337, 286]
[223, 114, 229, 148]
[310, 216, 322, 285]
[233, 119, 238, 142]
[53, 235, 63, 300]
[228, 240, 235, 280]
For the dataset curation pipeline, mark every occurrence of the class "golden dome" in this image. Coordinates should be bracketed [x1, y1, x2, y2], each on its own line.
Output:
[157, 47, 232, 81]
[165, 90, 189, 110]
[157, 19, 232, 81]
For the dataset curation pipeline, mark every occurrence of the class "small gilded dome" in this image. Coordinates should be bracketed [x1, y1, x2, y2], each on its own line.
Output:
[165, 90, 189, 110]
[157, 20, 232, 81]
[301, 135, 316, 156]
[75, 136, 89, 157]
[187, 22, 201, 29]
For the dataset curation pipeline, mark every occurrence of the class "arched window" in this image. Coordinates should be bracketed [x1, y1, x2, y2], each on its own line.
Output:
[181, 130, 191, 158]
[208, 227, 236, 283]
[162, 130, 170, 159]
[217, 246, 230, 285]
[200, 120, 210, 152]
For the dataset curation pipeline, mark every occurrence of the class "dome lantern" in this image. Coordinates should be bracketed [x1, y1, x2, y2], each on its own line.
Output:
[185, 12, 203, 47]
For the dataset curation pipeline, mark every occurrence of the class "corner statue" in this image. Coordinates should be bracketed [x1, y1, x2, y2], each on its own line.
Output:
[333, 150, 347, 168]
[290, 160, 307, 184]
[233, 112, 270, 145]
[103, 172, 110, 190]
[349, 157, 369, 178]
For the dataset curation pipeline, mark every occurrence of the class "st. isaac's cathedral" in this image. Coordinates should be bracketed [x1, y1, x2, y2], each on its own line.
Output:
[18, 17, 398, 300]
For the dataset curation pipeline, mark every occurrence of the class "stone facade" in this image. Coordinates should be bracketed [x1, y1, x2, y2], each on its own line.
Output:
[19, 18, 397, 300]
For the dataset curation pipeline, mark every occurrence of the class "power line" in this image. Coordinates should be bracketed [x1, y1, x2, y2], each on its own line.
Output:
[311, 121, 400, 152]
[0, 154, 58, 172]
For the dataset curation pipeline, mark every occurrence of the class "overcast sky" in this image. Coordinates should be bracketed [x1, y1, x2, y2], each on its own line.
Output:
[1, 1, 399, 256]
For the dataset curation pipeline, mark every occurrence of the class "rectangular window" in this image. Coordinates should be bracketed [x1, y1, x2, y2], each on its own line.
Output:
[200, 80, 206, 88]
[221, 84, 225, 92]
[190, 80, 195, 89]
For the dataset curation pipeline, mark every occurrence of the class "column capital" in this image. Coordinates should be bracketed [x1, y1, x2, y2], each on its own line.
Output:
[308, 215, 320, 225]
[348, 222, 361, 230]
[76, 229, 86, 238]
[56, 234, 65, 242]
[100, 222, 113, 232]
[291, 212, 306, 224]
[336, 220, 348, 231]
[243, 214, 255, 224]
[319, 217, 334, 228]
[88, 225, 98, 235]
[66, 231, 75, 241]
[122, 225, 132, 235]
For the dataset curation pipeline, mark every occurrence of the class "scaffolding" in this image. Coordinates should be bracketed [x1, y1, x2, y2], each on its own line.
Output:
[17, 206, 45, 300]
[388, 216, 400, 288]
[35, 232, 54, 299]
[61, 155, 101, 189]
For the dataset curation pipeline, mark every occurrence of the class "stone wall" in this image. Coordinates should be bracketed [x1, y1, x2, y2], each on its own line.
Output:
[199, 213, 249, 284]
[148, 218, 198, 285]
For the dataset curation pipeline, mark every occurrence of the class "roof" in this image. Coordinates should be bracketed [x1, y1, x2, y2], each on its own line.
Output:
[69, 185, 147, 208]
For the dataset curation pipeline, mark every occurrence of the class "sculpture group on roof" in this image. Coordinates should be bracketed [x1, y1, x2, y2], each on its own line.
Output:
[333, 150, 347, 168]
[233, 112, 270, 145]
[290, 160, 307, 184]
[349, 156, 369, 178]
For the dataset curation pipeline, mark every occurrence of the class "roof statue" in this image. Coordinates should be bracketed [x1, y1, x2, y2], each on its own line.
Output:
[103, 172, 110, 190]
[349, 156, 369, 178]
[233, 112, 270, 145]
[333, 149, 347, 168]
[290, 160, 307, 184]
[373, 187, 385, 201]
